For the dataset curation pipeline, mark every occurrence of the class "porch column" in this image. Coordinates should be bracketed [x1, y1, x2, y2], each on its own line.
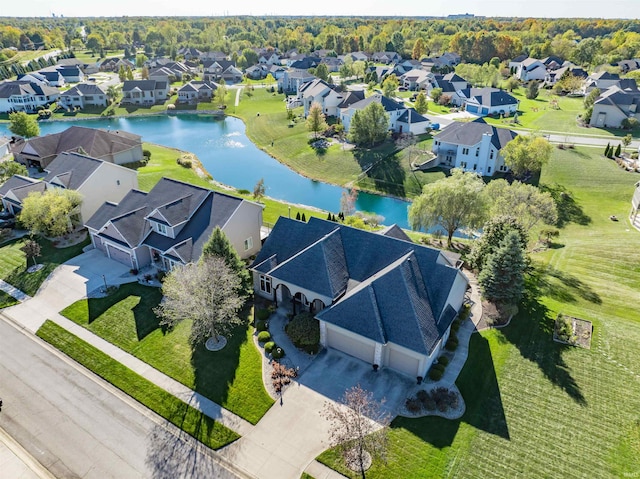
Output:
[374, 343, 382, 367]
[319, 321, 327, 347]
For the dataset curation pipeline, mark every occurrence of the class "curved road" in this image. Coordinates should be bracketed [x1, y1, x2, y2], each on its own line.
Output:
[0, 317, 245, 479]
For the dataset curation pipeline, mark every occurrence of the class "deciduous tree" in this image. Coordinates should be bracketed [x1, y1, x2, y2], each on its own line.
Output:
[525, 81, 539, 100]
[253, 178, 266, 201]
[0, 161, 27, 183]
[214, 78, 227, 107]
[20, 189, 82, 238]
[501, 134, 552, 179]
[155, 256, 244, 346]
[382, 74, 398, 98]
[306, 102, 328, 139]
[20, 239, 41, 267]
[413, 92, 428, 114]
[408, 168, 487, 247]
[315, 63, 329, 81]
[8, 111, 39, 138]
[348, 102, 389, 147]
[323, 385, 390, 479]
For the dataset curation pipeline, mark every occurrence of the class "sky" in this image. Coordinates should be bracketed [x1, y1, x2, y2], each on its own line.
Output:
[3, 0, 640, 19]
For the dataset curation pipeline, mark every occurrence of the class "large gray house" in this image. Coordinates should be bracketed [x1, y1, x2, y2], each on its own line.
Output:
[86, 178, 263, 270]
[251, 217, 469, 378]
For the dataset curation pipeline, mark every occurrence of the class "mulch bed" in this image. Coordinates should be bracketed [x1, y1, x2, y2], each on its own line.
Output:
[553, 314, 592, 349]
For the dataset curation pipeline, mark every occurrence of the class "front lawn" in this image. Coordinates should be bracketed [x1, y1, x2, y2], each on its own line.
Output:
[60, 282, 274, 424]
[0, 236, 90, 296]
[318, 146, 640, 478]
[37, 320, 239, 449]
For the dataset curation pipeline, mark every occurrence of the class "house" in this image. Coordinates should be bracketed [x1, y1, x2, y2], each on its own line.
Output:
[458, 87, 519, 116]
[431, 118, 517, 176]
[589, 83, 640, 128]
[55, 65, 85, 83]
[203, 60, 242, 83]
[544, 64, 588, 87]
[541, 56, 564, 71]
[585, 71, 623, 92]
[85, 177, 263, 270]
[421, 52, 461, 72]
[320, 57, 344, 73]
[299, 78, 364, 118]
[177, 81, 214, 104]
[514, 58, 547, 82]
[0, 152, 138, 221]
[258, 52, 280, 65]
[177, 47, 202, 61]
[619, 59, 640, 74]
[121, 80, 169, 105]
[427, 72, 470, 105]
[99, 57, 134, 73]
[16, 73, 50, 86]
[59, 83, 109, 110]
[340, 94, 430, 135]
[251, 216, 469, 378]
[12, 126, 143, 168]
[289, 57, 322, 70]
[31, 69, 65, 87]
[0, 80, 60, 113]
[245, 64, 270, 80]
[200, 51, 229, 62]
[340, 51, 369, 63]
[400, 69, 432, 91]
[267, 64, 287, 80]
[279, 69, 317, 94]
[372, 52, 402, 64]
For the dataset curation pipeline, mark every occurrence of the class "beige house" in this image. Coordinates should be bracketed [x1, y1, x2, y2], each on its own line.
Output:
[86, 177, 263, 270]
[0, 152, 138, 224]
[590, 84, 640, 128]
[252, 217, 468, 379]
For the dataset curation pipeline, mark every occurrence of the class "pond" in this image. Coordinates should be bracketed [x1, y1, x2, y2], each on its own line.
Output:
[1, 114, 414, 228]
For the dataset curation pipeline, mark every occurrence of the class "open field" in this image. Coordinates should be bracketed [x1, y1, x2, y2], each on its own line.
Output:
[60, 282, 274, 424]
[318, 146, 640, 478]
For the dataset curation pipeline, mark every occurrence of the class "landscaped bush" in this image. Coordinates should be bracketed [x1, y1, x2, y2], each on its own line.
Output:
[431, 363, 445, 373]
[451, 319, 461, 333]
[236, 189, 251, 195]
[438, 356, 450, 366]
[428, 367, 444, 381]
[256, 307, 274, 322]
[271, 346, 285, 359]
[405, 397, 422, 413]
[432, 387, 459, 411]
[445, 336, 459, 351]
[142, 149, 152, 159]
[255, 319, 269, 332]
[257, 331, 271, 343]
[285, 312, 320, 354]
[264, 341, 276, 354]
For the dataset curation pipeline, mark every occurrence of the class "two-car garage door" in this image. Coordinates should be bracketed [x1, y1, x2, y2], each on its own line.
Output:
[106, 244, 133, 268]
[326, 325, 375, 364]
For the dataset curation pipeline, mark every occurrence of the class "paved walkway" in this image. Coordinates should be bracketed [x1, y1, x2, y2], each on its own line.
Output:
[0, 426, 55, 479]
[0, 279, 31, 302]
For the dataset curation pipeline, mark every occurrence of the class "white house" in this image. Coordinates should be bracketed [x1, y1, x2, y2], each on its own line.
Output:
[340, 94, 430, 135]
[512, 57, 547, 81]
[0, 80, 60, 113]
[299, 78, 364, 118]
[431, 118, 517, 176]
[59, 83, 108, 110]
[458, 87, 519, 117]
[121, 80, 169, 106]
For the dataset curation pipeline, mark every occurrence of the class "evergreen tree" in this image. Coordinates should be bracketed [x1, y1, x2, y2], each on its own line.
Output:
[469, 215, 528, 271]
[478, 231, 526, 305]
[296, 212, 301, 220]
[604, 143, 610, 157]
[201, 227, 252, 296]
[525, 81, 539, 100]
[327, 212, 332, 221]
[301, 213, 306, 222]
[615, 143, 622, 157]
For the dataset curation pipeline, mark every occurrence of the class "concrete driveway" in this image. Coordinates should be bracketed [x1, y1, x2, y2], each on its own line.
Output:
[4, 249, 134, 332]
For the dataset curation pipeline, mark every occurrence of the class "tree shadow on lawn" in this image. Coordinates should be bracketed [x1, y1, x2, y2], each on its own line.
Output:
[190, 308, 251, 410]
[499, 278, 587, 406]
[528, 261, 601, 305]
[540, 183, 591, 227]
[392, 333, 509, 448]
[356, 150, 406, 197]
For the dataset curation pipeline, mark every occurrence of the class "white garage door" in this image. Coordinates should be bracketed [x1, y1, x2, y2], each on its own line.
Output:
[326, 326, 375, 364]
[387, 345, 421, 377]
[107, 244, 133, 268]
[93, 234, 106, 252]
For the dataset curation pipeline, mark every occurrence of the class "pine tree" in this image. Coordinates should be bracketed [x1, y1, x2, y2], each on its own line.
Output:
[615, 144, 622, 157]
[296, 212, 301, 220]
[327, 212, 332, 221]
[478, 231, 526, 305]
[525, 81, 539, 100]
[301, 213, 306, 222]
[604, 143, 611, 157]
[201, 227, 252, 296]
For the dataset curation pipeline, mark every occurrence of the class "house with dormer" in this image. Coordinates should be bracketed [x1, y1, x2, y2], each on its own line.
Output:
[59, 83, 108, 110]
[121, 80, 169, 105]
[372, 52, 402, 64]
[589, 81, 640, 128]
[298, 78, 364, 118]
[203, 60, 243, 83]
[431, 118, 517, 176]
[0, 80, 60, 113]
[0, 151, 137, 222]
[458, 87, 519, 116]
[177, 81, 214, 104]
[85, 177, 263, 270]
[251, 216, 468, 378]
[340, 94, 430, 135]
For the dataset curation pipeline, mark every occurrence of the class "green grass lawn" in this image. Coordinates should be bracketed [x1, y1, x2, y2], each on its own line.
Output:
[0, 290, 18, 308]
[59, 282, 274, 424]
[0, 236, 89, 296]
[138, 143, 328, 224]
[318, 147, 640, 478]
[36, 320, 239, 449]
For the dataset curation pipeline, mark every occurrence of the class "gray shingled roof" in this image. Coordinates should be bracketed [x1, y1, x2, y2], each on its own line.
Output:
[347, 94, 405, 113]
[43, 152, 103, 190]
[0, 175, 38, 197]
[252, 217, 464, 355]
[397, 109, 428, 124]
[460, 87, 518, 108]
[435, 117, 517, 150]
[61, 83, 107, 97]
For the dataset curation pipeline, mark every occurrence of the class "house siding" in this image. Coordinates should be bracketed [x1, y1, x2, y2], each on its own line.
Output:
[77, 163, 138, 224]
[221, 200, 263, 259]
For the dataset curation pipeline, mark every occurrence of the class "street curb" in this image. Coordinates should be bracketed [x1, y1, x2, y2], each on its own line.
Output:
[0, 425, 56, 479]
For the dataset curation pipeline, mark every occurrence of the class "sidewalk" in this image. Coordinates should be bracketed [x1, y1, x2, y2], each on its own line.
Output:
[0, 279, 31, 302]
[0, 426, 55, 479]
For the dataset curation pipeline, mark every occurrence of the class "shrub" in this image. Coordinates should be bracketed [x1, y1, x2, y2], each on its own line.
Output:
[264, 341, 276, 354]
[236, 188, 251, 195]
[451, 320, 461, 333]
[445, 337, 459, 351]
[458, 303, 471, 320]
[405, 397, 422, 413]
[257, 331, 271, 343]
[255, 319, 269, 332]
[432, 387, 459, 411]
[416, 389, 430, 402]
[256, 308, 273, 322]
[177, 157, 192, 168]
[428, 367, 444, 381]
[285, 312, 320, 354]
[621, 117, 639, 130]
[271, 346, 285, 359]
[142, 149, 152, 159]
[438, 356, 450, 366]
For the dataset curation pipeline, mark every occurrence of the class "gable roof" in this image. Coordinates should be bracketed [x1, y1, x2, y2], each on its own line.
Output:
[460, 87, 519, 107]
[252, 217, 465, 355]
[346, 93, 405, 113]
[397, 108, 429, 124]
[435, 117, 517, 150]
[43, 151, 104, 189]
[0, 80, 59, 99]
[122, 80, 167, 92]
[0, 174, 39, 197]
[60, 83, 107, 97]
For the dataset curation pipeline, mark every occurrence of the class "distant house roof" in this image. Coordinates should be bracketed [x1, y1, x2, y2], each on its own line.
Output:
[435, 117, 517, 150]
[122, 80, 167, 92]
[459, 87, 519, 108]
[252, 217, 465, 356]
[397, 108, 429, 124]
[346, 93, 405, 113]
[60, 83, 107, 98]
[0, 80, 59, 99]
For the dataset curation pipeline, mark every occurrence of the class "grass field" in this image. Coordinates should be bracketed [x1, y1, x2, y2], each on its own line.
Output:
[37, 320, 240, 449]
[60, 282, 274, 424]
[318, 146, 640, 478]
[0, 236, 89, 296]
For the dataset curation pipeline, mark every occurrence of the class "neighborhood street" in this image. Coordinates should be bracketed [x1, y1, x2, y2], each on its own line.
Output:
[0, 317, 245, 479]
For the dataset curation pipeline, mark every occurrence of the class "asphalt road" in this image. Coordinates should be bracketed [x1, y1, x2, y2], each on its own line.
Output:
[0, 317, 244, 479]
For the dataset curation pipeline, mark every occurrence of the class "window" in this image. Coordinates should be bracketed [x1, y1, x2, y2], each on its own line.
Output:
[244, 237, 253, 251]
[473, 164, 477, 170]
[460, 161, 467, 168]
[475, 148, 480, 157]
[488, 166, 492, 173]
[259, 275, 272, 294]
[462, 147, 469, 155]
[157, 222, 167, 235]
[490, 150, 494, 159]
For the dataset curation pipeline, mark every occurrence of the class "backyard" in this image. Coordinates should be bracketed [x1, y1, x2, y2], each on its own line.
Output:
[318, 146, 640, 478]
[59, 282, 274, 424]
